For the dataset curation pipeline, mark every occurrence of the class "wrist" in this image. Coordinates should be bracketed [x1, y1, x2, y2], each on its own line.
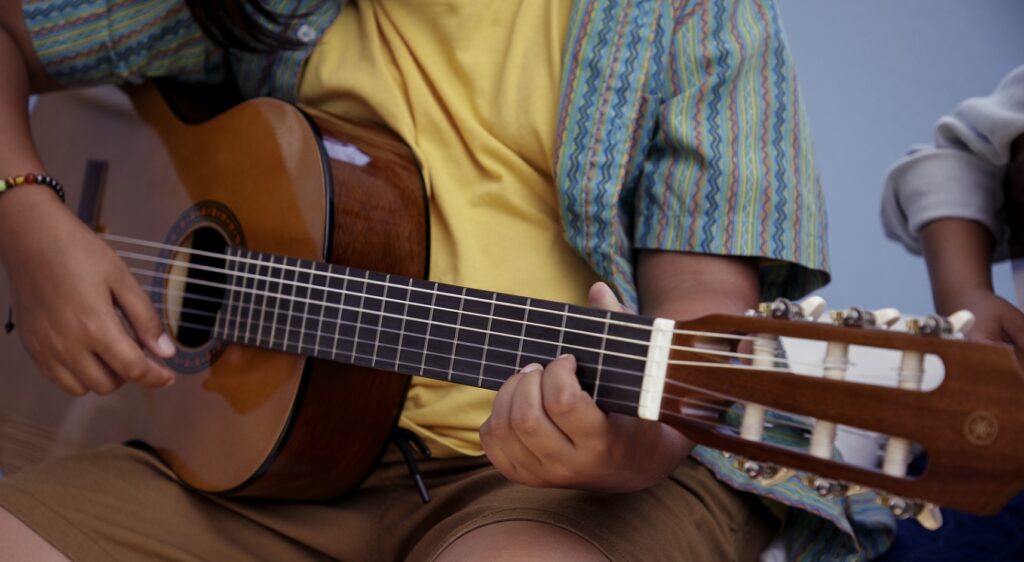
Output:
[0, 185, 67, 259]
[920, 219, 995, 315]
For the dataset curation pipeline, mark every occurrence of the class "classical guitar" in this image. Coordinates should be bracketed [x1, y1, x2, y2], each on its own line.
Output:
[1, 85, 1023, 521]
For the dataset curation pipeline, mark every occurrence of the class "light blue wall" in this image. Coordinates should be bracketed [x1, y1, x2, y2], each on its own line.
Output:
[777, 0, 1024, 314]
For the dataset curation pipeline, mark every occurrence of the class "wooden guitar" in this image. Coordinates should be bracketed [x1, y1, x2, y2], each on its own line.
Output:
[2, 85, 1023, 519]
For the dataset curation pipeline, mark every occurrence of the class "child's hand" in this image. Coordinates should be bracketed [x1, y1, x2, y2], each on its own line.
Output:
[946, 288, 1024, 354]
[920, 219, 1024, 360]
[0, 188, 177, 395]
[479, 282, 691, 492]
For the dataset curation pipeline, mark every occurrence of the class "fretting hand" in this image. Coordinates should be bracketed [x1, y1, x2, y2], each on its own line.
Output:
[480, 282, 691, 492]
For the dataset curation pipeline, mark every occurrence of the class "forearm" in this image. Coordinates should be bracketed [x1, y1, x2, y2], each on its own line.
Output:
[920, 218, 994, 315]
[636, 250, 759, 319]
[0, 6, 63, 258]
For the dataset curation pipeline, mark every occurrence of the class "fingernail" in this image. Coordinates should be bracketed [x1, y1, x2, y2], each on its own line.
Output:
[520, 363, 543, 373]
[557, 353, 573, 360]
[157, 334, 176, 357]
[161, 376, 175, 388]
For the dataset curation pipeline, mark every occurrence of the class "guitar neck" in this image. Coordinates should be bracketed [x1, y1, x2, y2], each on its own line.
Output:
[209, 248, 667, 417]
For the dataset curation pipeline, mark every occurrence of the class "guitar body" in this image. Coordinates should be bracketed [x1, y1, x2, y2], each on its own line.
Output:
[0, 86, 424, 499]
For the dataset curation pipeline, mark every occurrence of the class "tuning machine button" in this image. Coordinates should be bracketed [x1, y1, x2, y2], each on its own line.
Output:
[920, 310, 975, 338]
[721, 452, 794, 486]
[878, 495, 944, 531]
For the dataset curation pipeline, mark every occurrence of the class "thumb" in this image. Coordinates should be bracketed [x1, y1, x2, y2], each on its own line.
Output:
[588, 282, 632, 313]
[113, 268, 176, 358]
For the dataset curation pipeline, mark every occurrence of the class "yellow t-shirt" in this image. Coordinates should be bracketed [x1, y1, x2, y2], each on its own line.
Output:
[299, 0, 598, 456]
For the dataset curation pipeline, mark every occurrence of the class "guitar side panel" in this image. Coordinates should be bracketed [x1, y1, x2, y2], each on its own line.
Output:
[228, 113, 427, 500]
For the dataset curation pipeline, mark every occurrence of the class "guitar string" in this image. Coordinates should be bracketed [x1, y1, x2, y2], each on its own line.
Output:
[147, 284, 809, 392]
[167, 307, 910, 455]
[109, 236, 937, 388]
[148, 278, 911, 389]
[159, 312, 833, 437]
[139, 272, 839, 380]
[156, 296, 909, 444]
[157, 286, 913, 386]
[115, 245, 760, 351]
[103, 234, 760, 342]
[122, 257, 831, 373]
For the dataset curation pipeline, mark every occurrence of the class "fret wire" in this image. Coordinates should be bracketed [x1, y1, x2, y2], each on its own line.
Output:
[253, 255, 272, 347]
[242, 250, 259, 345]
[514, 298, 530, 373]
[556, 303, 568, 358]
[478, 293, 497, 388]
[267, 254, 282, 346]
[420, 283, 438, 379]
[351, 270, 369, 364]
[330, 266, 348, 361]
[594, 310, 612, 402]
[250, 251, 268, 343]
[447, 286, 467, 380]
[219, 250, 234, 339]
[257, 253, 272, 346]
[283, 257, 301, 353]
[242, 250, 259, 343]
[114, 245, 662, 339]
[394, 277, 414, 372]
[136, 267, 659, 367]
[209, 256, 226, 339]
[370, 274, 389, 365]
[296, 260, 312, 354]
[231, 250, 246, 341]
[311, 265, 327, 355]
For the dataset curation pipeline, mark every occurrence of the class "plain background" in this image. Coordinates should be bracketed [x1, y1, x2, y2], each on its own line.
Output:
[776, 0, 1024, 315]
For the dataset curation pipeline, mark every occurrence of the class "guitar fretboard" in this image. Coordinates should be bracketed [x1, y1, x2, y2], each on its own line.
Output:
[213, 249, 656, 416]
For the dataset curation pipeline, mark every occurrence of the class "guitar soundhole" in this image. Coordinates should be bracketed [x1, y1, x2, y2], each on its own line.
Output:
[168, 226, 228, 349]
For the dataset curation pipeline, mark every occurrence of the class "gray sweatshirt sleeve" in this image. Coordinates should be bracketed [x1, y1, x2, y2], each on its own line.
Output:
[881, 65, 1024, 260]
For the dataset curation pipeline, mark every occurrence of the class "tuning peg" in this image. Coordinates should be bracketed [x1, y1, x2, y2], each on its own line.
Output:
[915, 503, 944, 531]
[798, 296, 827, 321]
[871, 307, 901, 328]
[807, 476, 845, 498]
[837, 306, 902, 328]
[878, 496, 943, 530]
[947, 310, 975, 336]
[736, 458, 793, 485]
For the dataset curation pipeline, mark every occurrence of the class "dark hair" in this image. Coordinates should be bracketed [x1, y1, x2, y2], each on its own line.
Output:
[184, 0, 303, 52]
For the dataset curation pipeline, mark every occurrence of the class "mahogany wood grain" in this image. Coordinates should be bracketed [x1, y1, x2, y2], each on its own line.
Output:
[666, 314, 1024, 514]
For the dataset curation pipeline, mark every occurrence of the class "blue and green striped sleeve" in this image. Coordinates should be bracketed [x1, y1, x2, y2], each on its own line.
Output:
[23, 0, 224, 88]
[635, 0, 829, 301]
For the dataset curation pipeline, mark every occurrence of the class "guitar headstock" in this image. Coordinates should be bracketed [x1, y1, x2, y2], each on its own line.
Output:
[661, 298, 1024, 521]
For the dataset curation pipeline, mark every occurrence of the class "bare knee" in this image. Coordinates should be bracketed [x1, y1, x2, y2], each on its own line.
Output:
[0, 507, 69, 562]
[435, 520, 608, 562]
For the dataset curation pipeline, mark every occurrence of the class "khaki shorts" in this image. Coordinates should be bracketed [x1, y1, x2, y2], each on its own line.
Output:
[0, 445, 775, 561]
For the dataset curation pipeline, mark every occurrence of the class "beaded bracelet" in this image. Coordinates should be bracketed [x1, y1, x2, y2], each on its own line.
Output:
[0, 173, 66, 203]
